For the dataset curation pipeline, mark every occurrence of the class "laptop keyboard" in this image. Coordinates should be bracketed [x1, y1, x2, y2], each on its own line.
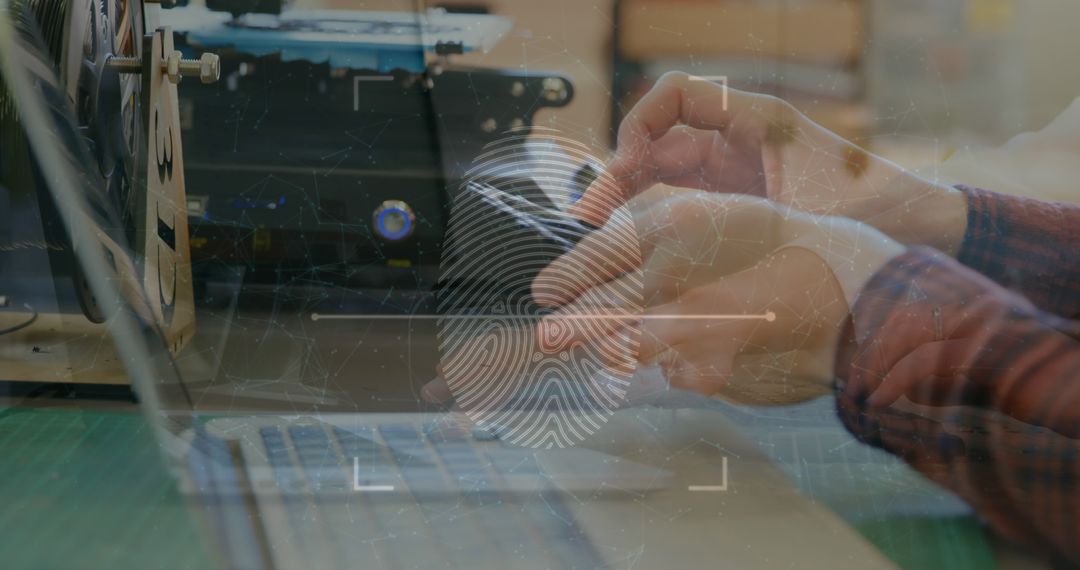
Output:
[254, 421, 603, 568]
[258, 422, 550, 495]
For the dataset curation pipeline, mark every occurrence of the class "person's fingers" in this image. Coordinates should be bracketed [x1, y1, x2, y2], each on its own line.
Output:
[420, 375, 453, 404]
[651, 339, 824, 401]
[637, 296, 762, 369]
[635, 298, 701, 363]
[717, 350, 832, 405]
[635, 250, 795, 362]
[646, 126, 731, 190]
[658, 356, 711, 395]
[583, 191, 796, 311]
[539, 249, 808, 390]
[532, 215, 641, 308]
[868, 338, 977, 408]
[624, 197, 671, 261]
[535, 274, 643, 353]
[644, 325, 824, 402]
[618, 73, 767, 149]
[536, 308, 637, 354]
[570, 74, 784, 224]
[540, 192, 773, 312]
[436, 304, 640, 415]
[608, 74, 735, 194]
[567, 161, 634, 227]
[660, 342, 734, 396]
[605, 126, 722, 198]
[421, 364, 453, 404]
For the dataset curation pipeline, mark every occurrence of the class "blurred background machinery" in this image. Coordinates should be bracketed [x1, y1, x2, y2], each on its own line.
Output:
[162, 3, 577, 293]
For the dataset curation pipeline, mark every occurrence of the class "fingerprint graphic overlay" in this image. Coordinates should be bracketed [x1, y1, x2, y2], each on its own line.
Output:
[438, 130, 642, 448]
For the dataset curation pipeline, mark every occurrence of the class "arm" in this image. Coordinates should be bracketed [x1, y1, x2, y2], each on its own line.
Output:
[956, 185, 1080, 318]
[834, 247, 1080, 566]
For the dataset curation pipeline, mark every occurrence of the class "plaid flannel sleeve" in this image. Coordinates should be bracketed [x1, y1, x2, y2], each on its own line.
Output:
[956, 185, 1080, 319]
[834, 246, 1080, 566]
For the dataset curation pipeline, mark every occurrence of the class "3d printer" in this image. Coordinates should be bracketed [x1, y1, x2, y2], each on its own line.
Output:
[0, 0, 586, 385]
[163, 3, 578, 293]
[0, 0, 208, 383]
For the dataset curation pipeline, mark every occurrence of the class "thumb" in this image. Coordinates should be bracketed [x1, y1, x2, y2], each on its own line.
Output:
[567, 149, 646, 226]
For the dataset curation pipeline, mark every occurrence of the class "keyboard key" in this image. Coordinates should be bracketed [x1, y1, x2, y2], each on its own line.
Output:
[378, 424, 421, 441]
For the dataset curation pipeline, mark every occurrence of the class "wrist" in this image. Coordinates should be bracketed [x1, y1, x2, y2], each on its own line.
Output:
[774, 122, 969, 255]
[852, 167, 969, 256]
[782, 217, 906, 310]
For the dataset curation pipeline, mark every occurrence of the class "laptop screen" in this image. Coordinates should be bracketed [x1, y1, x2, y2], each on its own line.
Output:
[0, 2, 621, 420]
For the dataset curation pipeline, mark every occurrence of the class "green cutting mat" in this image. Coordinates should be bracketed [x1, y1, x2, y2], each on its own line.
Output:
[0, 408, 213, 569]
[0, 408, 997, 569]
[857, 516, 997, 570]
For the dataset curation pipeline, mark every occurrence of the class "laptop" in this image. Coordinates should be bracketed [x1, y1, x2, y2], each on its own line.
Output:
[0, 5, 899, 569]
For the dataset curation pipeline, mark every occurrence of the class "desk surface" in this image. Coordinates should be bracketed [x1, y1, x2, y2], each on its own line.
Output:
[0, 402, 1007, 570]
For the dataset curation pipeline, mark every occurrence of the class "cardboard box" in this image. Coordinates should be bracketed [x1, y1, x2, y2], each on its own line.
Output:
[619, 0, 864, 64]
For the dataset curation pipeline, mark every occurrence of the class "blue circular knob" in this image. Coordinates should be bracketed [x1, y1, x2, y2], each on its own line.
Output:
[373, 200, 415, 242]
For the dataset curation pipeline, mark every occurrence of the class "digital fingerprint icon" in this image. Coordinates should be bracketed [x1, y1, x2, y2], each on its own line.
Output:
[437, 129, 643, 448]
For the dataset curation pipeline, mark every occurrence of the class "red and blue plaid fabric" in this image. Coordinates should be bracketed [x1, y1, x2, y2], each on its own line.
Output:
[956, 186, 1080, 319]
[833, 187, 1080, 566]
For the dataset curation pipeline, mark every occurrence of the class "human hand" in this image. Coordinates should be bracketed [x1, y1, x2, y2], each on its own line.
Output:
[571, 72, 967, 255]
[419, 204, 644, 445]
[537, 192, 905, 405]
[422, 192, 786, 406]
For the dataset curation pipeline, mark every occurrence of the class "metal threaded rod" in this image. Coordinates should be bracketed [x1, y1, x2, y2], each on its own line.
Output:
[104, 56, 141, 73]
[105, 51, 220, 85]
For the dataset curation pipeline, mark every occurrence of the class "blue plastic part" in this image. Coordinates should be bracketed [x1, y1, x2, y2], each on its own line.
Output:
[376, 206, 412, 241]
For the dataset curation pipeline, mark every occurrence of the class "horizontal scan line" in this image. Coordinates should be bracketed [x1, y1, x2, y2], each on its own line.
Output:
[354, 458, 396, 492]
[312, 312, 775, 322]
[353, 485, 396, 492]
